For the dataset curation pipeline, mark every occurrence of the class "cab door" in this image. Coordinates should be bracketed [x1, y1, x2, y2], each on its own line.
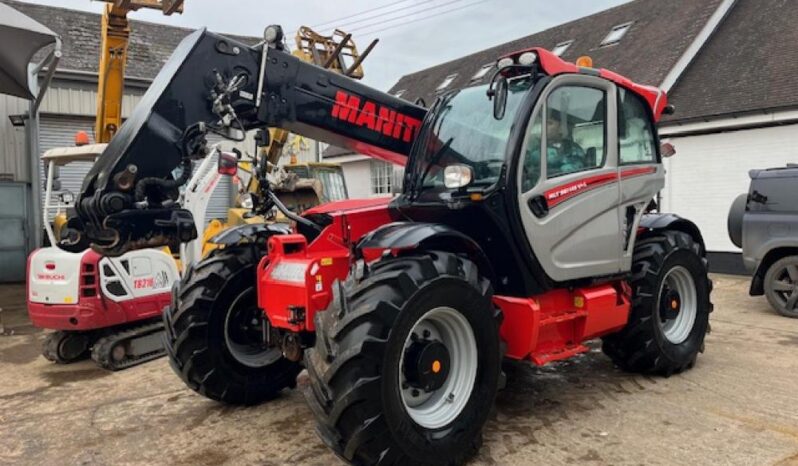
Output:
[616, 87, 665, 271]
[516, 75, 621, 282]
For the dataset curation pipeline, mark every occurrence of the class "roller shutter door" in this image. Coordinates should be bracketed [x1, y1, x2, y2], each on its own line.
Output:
[38, 116, 234, 223]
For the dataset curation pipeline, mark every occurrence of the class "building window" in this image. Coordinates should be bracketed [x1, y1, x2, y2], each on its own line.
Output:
[394, 89, 406, 98]
[551, 40, 573, 56]
[470, 64, 493, 82]
[371, 160, 393, 195]
[437, 73, 458, 92]
[601, 22, 633, 46]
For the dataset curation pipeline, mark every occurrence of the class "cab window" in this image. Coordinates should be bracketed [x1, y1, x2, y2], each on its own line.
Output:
[618, 88, 656, 164]
[520, 111, 543, 192]
[545, 86, 606, 178]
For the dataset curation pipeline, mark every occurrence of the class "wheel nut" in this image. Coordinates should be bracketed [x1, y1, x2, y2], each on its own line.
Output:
[422, 329, 430, 338]
[411, 389, 420, 397]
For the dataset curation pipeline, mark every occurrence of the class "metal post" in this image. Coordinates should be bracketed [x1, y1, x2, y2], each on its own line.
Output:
[26, 39, 61, 252]
[27, 101, 42, 251]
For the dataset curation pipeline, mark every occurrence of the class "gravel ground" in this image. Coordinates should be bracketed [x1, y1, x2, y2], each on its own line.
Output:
[0, 274, 796, 465]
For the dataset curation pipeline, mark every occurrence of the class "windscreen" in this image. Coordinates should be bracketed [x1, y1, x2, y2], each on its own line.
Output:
[407, 76, 534, 194]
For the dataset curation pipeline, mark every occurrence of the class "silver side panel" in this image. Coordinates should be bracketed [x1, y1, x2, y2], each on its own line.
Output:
[518, 75, 621, 282]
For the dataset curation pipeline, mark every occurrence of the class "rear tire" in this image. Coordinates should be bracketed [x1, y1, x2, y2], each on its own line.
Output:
[727, 193, 747, 249]
[163, 246, 302, 405]
[603, 231, 712, 375]
[304, 251, 501, 465]
[764, 255, 798, 318]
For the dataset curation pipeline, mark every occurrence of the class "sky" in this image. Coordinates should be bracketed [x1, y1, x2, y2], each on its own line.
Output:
[14, 0, 630, 90]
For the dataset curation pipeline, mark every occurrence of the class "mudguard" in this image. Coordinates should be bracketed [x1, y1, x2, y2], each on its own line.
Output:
[209, 222, 291, 246]
[639, 213, 706, 255]
[357, 222, 495, 281]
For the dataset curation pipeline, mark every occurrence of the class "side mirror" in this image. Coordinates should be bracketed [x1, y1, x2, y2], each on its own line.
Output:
[660, 142, 676, 158]
[218, 151, 238, 176]
[492, 76, 508, 120]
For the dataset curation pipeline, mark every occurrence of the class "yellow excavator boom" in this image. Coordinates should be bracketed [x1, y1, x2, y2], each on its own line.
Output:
[95, 0, 184, 143]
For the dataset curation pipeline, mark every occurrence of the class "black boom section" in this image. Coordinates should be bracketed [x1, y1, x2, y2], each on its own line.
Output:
[64, 28, 426, 256]
[258, 48, 426, 164]
[80, 29, 262, 201]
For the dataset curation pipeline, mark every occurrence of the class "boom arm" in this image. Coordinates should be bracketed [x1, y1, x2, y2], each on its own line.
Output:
[95, 1, 184, 143]
[64, 28, 426, 256]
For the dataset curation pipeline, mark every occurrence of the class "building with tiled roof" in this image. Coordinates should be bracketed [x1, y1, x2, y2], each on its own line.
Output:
[327, 0, 798, 271]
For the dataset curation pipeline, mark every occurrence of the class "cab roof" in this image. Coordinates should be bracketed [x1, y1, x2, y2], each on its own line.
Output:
[501, 48, 668, 121]
[42, 143, 107, 165]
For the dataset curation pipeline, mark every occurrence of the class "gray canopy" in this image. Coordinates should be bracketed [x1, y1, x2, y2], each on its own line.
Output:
[0, 2, 59, 100]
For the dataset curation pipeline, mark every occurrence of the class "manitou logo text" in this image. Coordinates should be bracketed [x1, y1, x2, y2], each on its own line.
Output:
[331, 91, 421, 143]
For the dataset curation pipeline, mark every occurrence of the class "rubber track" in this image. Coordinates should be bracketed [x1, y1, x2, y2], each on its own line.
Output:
[91, 320, 166, 371]
[42, 331, 91, 364]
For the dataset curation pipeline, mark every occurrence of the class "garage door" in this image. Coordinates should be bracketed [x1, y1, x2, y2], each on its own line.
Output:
[39, 116, 234, 224]
[661, 124, 798, 252]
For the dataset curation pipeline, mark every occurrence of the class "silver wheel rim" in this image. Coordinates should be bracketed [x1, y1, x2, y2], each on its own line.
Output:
[223, 289, 281, 368]
[658, 265, 697, 344]
[769, 262, 798, 311]
[399, 306, 477, 429]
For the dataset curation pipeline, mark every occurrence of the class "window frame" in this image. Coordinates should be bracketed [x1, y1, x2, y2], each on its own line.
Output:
[370, 160, 393, 195]
[470, 63, 494, 82]
[436, 73, 458, 92]
[551, 40, 574, 56]
[600, 22, 633, 47]
[543, 84, 609, 180]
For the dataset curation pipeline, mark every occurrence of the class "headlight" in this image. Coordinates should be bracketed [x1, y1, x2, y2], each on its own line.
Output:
[269, 261, 307, 283]
[444, 164, 474, 189]
[518, 52, 537, 66]
[497, 57, 514, 69]
[263, 25, 284, 44]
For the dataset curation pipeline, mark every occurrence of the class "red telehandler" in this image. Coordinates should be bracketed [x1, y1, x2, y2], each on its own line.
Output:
[59, 25, 712, 465]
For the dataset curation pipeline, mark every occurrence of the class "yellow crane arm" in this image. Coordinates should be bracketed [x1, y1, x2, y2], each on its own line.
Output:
[95, 0, 184, 143]
[95, 3, 129, 143]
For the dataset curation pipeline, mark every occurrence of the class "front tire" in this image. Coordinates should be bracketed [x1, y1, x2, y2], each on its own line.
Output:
[163, 246, 302, 405]
[304, 252, 501, 465]
[764, 255, 798, 318]
[603, 231, 712, 375]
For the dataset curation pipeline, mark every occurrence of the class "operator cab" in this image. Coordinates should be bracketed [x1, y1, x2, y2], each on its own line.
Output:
[395, 48, 666, 295]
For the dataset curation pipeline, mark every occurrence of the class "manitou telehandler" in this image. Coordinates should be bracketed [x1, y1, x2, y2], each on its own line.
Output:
[59, 25, 712, 465]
